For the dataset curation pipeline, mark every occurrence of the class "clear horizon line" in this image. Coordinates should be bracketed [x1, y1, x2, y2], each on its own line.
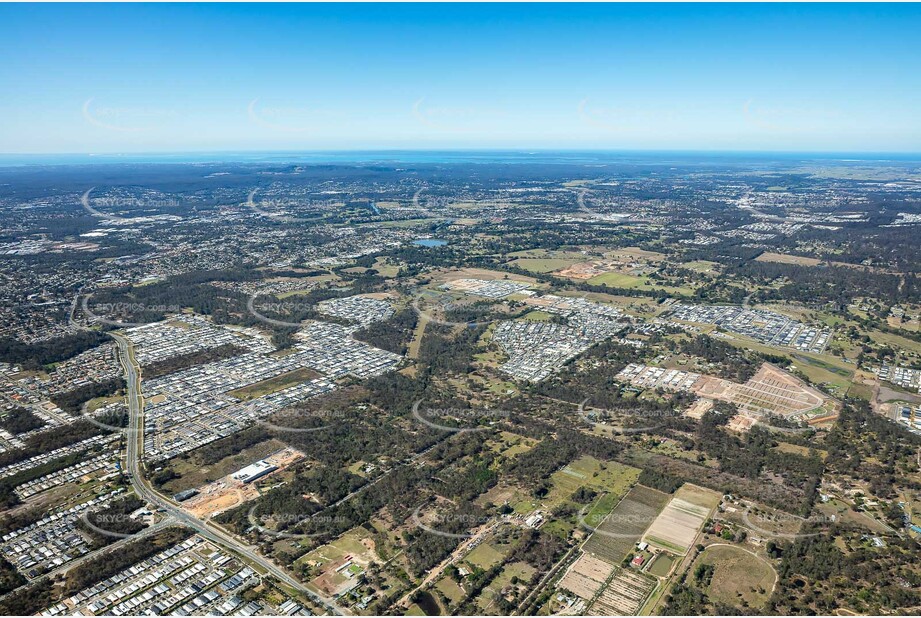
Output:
[2, 147, 921, 157]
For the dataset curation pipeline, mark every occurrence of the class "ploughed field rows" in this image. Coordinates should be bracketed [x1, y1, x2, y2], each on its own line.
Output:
[642, 497, 710, 555]
[558, 553, 617, 600]
[642, 484, 721, 555]
[589, 568, 657, 616]
[582, 485, 669, 563]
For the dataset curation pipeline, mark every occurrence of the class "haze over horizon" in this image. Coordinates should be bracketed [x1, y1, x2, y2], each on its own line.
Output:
[2, 3, 920, 154]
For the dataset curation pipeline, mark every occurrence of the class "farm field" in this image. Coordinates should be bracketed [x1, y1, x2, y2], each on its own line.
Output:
[436, 576, 466, 604]
[681, 260, 721, 273]
[582, 485, 669, 563]
[582, 492, 622, 531]
[589, 567, 658, 615]
[586, 272, 651, 288]
[465, 541, 507, 570]
[545, 456, 640, 508]
[586, 271, 695, 296]
[693, 544, 777, 610]
[558, 553, 617, 601]
[642, 484, 721, 555]
[434, 267, 538, 285]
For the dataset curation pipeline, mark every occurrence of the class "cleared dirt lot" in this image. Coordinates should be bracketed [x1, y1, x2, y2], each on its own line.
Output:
[183, 448, 303, 519]
[434, 267, 538, 284]
[693, 363, 830, 418]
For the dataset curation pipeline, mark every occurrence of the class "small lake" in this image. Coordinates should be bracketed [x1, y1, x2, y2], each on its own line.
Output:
[413, 238, 448, 247]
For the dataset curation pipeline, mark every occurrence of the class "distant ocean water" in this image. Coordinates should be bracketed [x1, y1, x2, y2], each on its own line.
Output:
[0, 150, 919, 167]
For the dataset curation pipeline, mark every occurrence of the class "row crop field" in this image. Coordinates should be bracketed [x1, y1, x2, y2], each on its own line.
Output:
[589, 567, 658, 616]
[642, 483, 721, 555]
[582, 484, 669, 564]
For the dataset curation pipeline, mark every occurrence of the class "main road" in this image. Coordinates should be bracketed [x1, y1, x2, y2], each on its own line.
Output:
[111, 333, 345, 615]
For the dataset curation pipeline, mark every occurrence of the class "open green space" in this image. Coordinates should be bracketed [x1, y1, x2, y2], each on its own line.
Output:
[648, 553, 675, 577]
[227, 367, 322, 401]
[544, 456, 640, 508]
[464, 542, 506, 570]
[693, 545, 777, 610]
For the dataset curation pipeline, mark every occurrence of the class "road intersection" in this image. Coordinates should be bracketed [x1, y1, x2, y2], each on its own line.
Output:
[112, 333, 345, 615]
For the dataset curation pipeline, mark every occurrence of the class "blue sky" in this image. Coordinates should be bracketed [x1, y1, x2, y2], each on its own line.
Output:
[1, 3, 919, 153]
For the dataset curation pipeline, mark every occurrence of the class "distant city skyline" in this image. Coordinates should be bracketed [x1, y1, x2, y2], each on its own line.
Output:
[2, 3, 920, 154]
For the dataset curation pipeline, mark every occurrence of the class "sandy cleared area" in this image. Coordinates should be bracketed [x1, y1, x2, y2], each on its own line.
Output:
[556, 260, 619, 279]
[693, 363, 829, 418]
[727, 414, 758, 432]
[684, 397, 714, 420]
[183, 448, 303, 519]
[185, 486, 253, 519]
